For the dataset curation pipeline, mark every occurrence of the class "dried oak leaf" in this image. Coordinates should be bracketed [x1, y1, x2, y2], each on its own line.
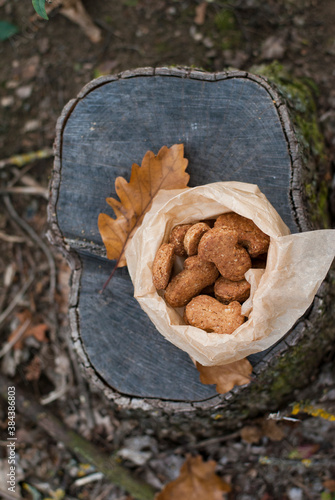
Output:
[8, 310, 48, 350]
[98, 144, 189, 268]
[196, 358, 252, 394]
[155, 455, 231, 500]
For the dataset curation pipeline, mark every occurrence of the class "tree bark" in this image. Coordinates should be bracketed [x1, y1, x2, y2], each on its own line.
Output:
[47, 66, 335, 429]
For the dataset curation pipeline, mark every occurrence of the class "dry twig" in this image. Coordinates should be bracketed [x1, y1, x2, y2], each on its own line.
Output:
[0, 318, 31, 358]
[61, 326, 96, 429]
[4, 195, 56, 302]
[0, 374, 156, 500]
[0, 231, 25, 243]
[0, 186, 49, 198]
[0, 274, 35, 329]
[0, 148, 53, 169]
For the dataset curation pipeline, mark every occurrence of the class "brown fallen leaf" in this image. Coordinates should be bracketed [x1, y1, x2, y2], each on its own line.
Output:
[194, 2, 207, 25]
[240, 425, 262, 444]
[7, 310, 48, 350]
[294, 443, 320, 459]
[323, 479, 335, 492]
[260, 418, 285, 441]
[98, 144, 189, 275]
[155, 455, 231, 500]
[196, 358, 252, 394]
[241, 417, 285, 444]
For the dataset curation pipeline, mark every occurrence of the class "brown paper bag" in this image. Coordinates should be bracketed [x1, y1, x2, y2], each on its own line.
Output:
[125, 182, 335, 366]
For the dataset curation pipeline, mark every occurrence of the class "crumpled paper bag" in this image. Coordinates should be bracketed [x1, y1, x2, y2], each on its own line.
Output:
[125, 182, 335, 366]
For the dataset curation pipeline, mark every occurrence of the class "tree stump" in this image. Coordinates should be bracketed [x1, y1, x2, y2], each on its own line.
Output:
[48, 66, 335, 429]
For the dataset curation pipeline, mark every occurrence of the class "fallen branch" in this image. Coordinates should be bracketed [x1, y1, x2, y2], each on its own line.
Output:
[0, 231, 26, 243]
[0, 374, 156, 500]
[0, 273, 35, 329]
[4, 195, 56, 302]
[0, 186, 49, 198]
[0, 488, 21, 500]
[0, 318, 31, 359]
[0, 148, 53, 169]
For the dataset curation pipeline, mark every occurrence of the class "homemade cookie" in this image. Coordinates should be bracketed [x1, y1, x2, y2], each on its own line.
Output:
[152, 243, 175, 290]
[183, 222, 211, 256]
[184, 295, 246, 334]
[215, 212, 270, 257]
[169, 224, 193, 256]
[198, 228, 251, 281]
[164, 255, 219, 308]
[214, 277, 251, 304]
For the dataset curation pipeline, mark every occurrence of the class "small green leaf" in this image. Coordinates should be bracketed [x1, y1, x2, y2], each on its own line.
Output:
[32, 0, 49, 20]
[321, 493, 335, 500]
[0, 21, 19, 41]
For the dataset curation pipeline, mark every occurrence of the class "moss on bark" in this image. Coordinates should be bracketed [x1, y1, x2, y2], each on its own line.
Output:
[251, 61, 331, 229]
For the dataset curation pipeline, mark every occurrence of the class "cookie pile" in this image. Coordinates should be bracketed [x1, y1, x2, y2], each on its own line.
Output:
[152, 213, 270, 335]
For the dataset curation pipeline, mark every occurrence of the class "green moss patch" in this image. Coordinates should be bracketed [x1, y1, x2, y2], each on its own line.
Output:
[252, 61, 330, 229]
[214, 9, 242, 50]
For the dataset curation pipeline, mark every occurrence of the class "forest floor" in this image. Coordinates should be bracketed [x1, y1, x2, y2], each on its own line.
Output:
[0, 0, 335, 499]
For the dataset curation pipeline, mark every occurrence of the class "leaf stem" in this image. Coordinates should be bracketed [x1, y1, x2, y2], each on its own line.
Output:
[100, 260, 119, 293]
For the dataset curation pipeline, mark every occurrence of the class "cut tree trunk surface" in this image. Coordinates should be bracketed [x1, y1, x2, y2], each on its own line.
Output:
[48, 67, 334, 417]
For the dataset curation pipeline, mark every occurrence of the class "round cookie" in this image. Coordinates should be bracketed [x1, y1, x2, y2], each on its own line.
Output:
[184, 295, 246, 334]
[183, 222, 211, 256]
[214, 277, 250, 304]
[169, 224, 193, 256]
[152, 243, 175, 290]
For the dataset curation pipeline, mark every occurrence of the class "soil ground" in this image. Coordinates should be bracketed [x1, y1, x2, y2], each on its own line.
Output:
[0, 0, 335, 499]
